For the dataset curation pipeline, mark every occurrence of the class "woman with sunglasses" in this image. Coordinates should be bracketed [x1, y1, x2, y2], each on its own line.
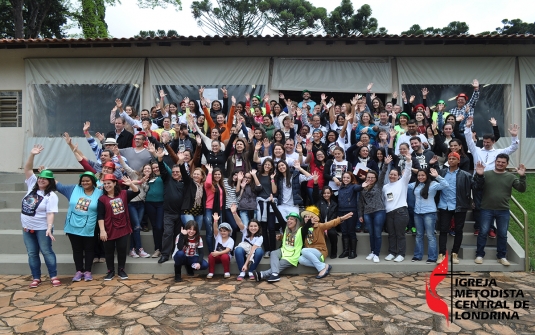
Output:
[22, 145, 60, 288]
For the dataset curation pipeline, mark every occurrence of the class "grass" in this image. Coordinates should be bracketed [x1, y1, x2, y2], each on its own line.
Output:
[508, 173, 535, 271]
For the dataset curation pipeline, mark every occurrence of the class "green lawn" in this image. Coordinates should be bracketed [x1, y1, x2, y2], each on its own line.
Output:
[508, 173, 534, 271]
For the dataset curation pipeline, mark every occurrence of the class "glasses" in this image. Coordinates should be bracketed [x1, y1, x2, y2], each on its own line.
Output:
[172, 171, 180, 174]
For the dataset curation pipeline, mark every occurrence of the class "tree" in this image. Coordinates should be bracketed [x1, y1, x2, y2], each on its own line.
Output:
[136, 0, 182, 10]
[321, 1, 385, 36]
[495, 19, 535, 34]
[0, 0, 68, 39]
[401, 21, 469, 35]
[262, 0, 326, 36]
[134, 29, 179, 38]
[191, 0, 269, 36]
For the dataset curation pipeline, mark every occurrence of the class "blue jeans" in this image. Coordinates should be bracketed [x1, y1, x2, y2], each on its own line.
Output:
[414, 213, 438, 261]
[22, 229, 57, 279]
[476, 209, 510, 259]
[406, 189, 416, 230]
[145, 201, 164, 251]
[173, 250, 208, 271]
[200, 210, 215, 254]
[235, 246, 264, 272]
[364, 210, 386, 256]
[128, 201, 144, 251]
[224, 208, 239, 242]
[239, 210, 251, 228]
[298, 248, 326, 272]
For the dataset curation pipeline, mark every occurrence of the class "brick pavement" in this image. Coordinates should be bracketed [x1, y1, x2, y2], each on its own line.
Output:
[0, 271, 534, 334]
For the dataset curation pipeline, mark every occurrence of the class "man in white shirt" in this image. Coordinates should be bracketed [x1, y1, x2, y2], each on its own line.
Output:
[395, 120, 428, 155]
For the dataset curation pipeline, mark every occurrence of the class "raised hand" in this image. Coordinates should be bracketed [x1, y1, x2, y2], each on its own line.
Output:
[401, 91, 406, 101]
[62, 132, 72, 145]
[154, 147, 165, 158]
[231, 96, 236, 105]
[245, 92, 250, 100]
[95, 132, 105, 142]
[296, 108, 303, 118]
[370, 93, 376, 101]
[112, 146, 120, 157]
[385, 155, 393, 164]
[312, 171, 319, 183]
[196, 135, 202, 145]
[262, 137, 270, 148]
[409, 95, 415, 104]
[465, 117, 473, 128]
[431, 121, 437, 131]
[248, 130, 254, 141]
[516, 164, 526, 176]
[367, 83, 373, 92]
[204, 98, 211, 107]
[121, 176, 133, 186]
[183, 96, 190, 105]
[389, 128, 398, 138]
[421, 87, 428, 97]
[250, 169, 257, 175]
[115, 98, 122, 109]
[237, 171, 244, 181]
[350, 95, 357, 106]
[508, 124, 519, 137]
[361, 181, 369, 188]
[212, 212, 220, 223]
[404, 153, 412, 162]
[475, 161, 485, 175]
[295, 143, 303, 154]
[83, 121, 91, 132]
[270, 172, 277, 179]
[198, 86, 205, 96]
[221, 86, 228, 96]
[456, 115, 464, 122]
[429, 168, 439, 178]
[472, 79, 479, 89]
[392, 91, 398, 99]
[279, 92, 285, 100]
[30, 144, 44, 155]
[306, 140, 312, 152]
[429, 155, 438, 165]
[181, 227, 188, 235]
[489, 117, 497, 126]
[159, 90, 166, 99]
[321, 93, 327, 101]
[230, 203, 237, 214]
[206, 164, 213, 173]
[147, 143, 156, 155]
[263, 93, 270, 103]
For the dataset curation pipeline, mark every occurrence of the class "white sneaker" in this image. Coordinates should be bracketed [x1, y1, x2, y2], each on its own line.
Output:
[385, 254, 395, 261]
[474, 257, 483, 264]
[393, 255, 405, 262]
[373, 255, 380, 263]
[264, 251, 271, 258]
[151, 249, 161, 258]
[206, 273, 214, 279]
[497, 258, 510, 266]
[138, 248, 150, 258]
[365, 253, 375, 261]
[129, 248, 139, 258]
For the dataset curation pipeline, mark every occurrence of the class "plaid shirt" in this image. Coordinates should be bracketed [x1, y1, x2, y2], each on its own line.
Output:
[449, 90, 479, 132]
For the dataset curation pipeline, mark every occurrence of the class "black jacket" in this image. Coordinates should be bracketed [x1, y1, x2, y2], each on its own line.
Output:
[106, 129, 133, 149]
[158, 160, 185, 214]
[438, 168, 473, 212]
[179, 163, 206, 211]
[312, 184, 338, 221]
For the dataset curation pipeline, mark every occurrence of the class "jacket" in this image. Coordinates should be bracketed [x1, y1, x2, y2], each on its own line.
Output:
[158, 160, 185, 214]
[438, 167, 473, 212]
[337, 183, 364, 212]
[358, 163, 388, 215]
[408, 176, 449, 214]
[276, 168, 303, 206]
[301, 217, 342, 259]
[312, 184, 338, 221]
[179, 163, 206, 211]
[106, 129, 133, 149]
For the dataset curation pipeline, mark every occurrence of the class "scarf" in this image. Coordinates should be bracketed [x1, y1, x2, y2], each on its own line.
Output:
[193, 181, 203, 207]
[213, 183, 221, 211]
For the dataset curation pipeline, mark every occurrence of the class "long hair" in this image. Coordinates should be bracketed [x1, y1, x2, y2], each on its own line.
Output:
[184, 220, 201, 244]
[272, 143, 287, 162]
[246, 220, 263, 239]
[414, 169, 432, 200]
[364, 170, 378, 190]
[341, 171, 357, 186]
[373, 147, 386, 164]
[326, 130, 339, 145]
[31, 177, 56, 196]
[446, 138, 467, 157]
[227, 170, 239, 188]
[371, 97, 385, 114]
[276, 161, 292, 188]
[259, 158, 275, 175]
[211, 168, 225, 192]
[314, 149, 327, 167]
[273, 129, 285, 145]
[359, 111, 374, 125]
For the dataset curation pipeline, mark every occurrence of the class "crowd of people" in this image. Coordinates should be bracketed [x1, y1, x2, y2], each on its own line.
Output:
[20, 80, 527, 286]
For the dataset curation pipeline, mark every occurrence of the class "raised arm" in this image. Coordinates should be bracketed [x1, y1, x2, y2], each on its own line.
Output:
[24, 144, 44, 180]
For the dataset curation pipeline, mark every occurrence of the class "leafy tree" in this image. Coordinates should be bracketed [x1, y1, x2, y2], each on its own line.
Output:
[495, 19, 535, 34]
[321, 1, 385, 36]
[0, 0, 69, 39]
[134, 29, 179, 38]
[136, 0, 182, 10]
[262, 0, 326, 36]
[401, 21, 469, 35]
[191, 0, 269, 36]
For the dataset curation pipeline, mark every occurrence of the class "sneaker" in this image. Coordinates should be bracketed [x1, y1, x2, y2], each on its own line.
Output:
[267, 274, 280, 282]
[449, 230, 455, 237]
[488, 230, 497, 239]
[393, 255, 405, 262]
[426, 259, 436, 264]
[129, 248, 140, 258]
[84, 271, 93, 281]
[373, 255, 380, 263]
[93, 257, 100, 263]
[252, 271, 262, 282]
[473, 229, 479, 236]
[264, 251, 271, 259]
[411, 257, 421, 262]
[72, 271, 83, 282]
[452, 253, 460, 264]
[365, 253, 375, 261]
[118, 268, 128, 280]
[206, 273, 214, 279]
[151, 249, 161, 258]
[29, 279, 41, 288]
[436, 254, 444, 264]
[237, 276, 244, 281]
[141, 226, 150, 232]
[385, 254, 395, 261]
[224, 272, 231, 278]
[138, 248, 150, 258]
[104, 270, 115, 281]
[411, 227, 416, 236]
[405, 228, 411, 235]
[497, 258, 510, 266]
[474, 257, 483, 264]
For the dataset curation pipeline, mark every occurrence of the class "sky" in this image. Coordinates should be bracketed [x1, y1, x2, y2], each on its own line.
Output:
[68, 0, 535, 38]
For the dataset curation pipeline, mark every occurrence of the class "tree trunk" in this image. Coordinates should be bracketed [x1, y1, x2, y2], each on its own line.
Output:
[10, 0, 24, 39]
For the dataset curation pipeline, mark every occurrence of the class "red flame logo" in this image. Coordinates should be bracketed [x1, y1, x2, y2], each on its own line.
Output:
[426, 251, 449, 325]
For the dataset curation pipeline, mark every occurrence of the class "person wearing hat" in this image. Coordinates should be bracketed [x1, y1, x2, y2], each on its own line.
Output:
[298, 89, 316, 110]
[253, 199, 303, 283]
[206, 213, 234, 279]
[56, 171, 103, 282]
[97, 174, 140, 280]
[431, 100, 450, 131]
[83, 121, 130, 170]
[436, 152, 474, 265]
[245, 92, 271, 116]
[448, 79, 479, 132]
[22, 145, 60, 288]
[299, 205, 353, 279]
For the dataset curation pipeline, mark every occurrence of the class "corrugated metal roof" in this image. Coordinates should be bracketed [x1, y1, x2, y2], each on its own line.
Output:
[1, 33, 534, 44]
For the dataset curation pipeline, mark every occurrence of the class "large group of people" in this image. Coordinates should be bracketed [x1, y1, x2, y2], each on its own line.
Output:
[20, 80, 527, 287]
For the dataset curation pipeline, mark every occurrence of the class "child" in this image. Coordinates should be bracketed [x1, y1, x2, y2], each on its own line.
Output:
[207, 213, 234, 278]
[231, 204, 264, 280]
[172, 220, 208, 282]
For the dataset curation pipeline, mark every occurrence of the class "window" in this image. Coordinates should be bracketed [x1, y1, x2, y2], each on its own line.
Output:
[0, 91, 22, 127]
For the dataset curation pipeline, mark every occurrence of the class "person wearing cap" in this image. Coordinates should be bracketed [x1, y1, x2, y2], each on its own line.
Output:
[299, 205, 353, 279]
[56, 171, 103, 282]
[302, 114, 328, 143]
[245, 92, 271, 116]
[431, 100, 450, 132]
[253, 200, 303, 283]
[97, 174, 140, 281]
[436, 152, 474, 265]
[83, 121, 129, 169]
[207, 213, 234, 279]
[449, 79, 479, 132]
[22, 145, 60, 289]
[298, 89, 317, 110]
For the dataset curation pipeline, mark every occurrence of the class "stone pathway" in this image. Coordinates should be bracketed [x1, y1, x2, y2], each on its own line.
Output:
[0, 271, 534, 334]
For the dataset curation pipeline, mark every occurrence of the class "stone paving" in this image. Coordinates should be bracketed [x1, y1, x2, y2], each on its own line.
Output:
[0, 271, 534, 334]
